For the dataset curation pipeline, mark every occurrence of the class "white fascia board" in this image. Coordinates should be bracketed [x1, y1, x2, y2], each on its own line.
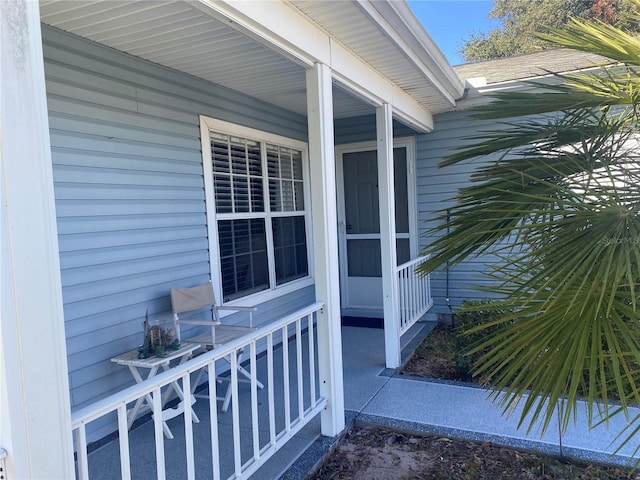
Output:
[455, 76, 570, 110]
[356, 0, 464, 104]
[456, 64, 611, 110]
[455, 80, 552, 110]
[194, 0, 434, 132]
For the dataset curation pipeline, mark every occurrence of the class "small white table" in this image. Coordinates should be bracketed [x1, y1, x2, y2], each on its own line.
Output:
[111, 342, 201, 439]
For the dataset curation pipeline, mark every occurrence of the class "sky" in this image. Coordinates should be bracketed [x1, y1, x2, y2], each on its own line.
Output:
[407, 1, 500, 66]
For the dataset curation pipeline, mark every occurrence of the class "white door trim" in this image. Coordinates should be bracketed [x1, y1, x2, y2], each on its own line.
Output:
[335, 136, 417, 314]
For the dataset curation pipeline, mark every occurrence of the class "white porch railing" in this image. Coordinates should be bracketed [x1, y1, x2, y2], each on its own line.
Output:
[71, 302, 326, 480]
[397, 256, 433, 335]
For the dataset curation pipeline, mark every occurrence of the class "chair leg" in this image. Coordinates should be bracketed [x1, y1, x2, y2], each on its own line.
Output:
[219, 347, 264, 413]
[221, 376, 234, 413]
[236, 364, 264, 389]
[192, 365, 209, 399]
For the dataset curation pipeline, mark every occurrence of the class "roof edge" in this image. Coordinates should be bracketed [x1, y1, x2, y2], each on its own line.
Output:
[361, 0, 465, 102]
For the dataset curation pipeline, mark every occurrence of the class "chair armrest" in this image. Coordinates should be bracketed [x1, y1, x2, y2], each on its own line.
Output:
[178, 319, 221, 326]
[215, 305, 257, 327]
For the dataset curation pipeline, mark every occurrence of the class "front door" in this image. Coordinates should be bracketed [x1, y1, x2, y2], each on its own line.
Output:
[337, 141, 415, 317]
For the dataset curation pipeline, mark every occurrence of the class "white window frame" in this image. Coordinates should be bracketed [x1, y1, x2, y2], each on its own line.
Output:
[200, 116, 314, 308]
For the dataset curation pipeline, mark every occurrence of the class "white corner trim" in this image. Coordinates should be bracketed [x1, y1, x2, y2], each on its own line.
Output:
[1, 0, 73, 477]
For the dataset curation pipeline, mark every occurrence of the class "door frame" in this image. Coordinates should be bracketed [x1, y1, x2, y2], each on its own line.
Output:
[335, 137, 418, 316]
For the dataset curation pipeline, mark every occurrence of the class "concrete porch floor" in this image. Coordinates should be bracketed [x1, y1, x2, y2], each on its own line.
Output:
[84, 321, 640, 479]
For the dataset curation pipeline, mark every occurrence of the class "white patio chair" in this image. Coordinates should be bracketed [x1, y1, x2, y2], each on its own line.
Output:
[170, 282, 263, 412]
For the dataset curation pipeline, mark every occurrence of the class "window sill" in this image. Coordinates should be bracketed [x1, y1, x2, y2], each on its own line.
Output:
[219, 276, 315, 315]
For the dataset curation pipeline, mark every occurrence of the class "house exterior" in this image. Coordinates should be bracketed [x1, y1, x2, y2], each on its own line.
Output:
[1, 1, 465, 478]
[1, 0, 615, 477]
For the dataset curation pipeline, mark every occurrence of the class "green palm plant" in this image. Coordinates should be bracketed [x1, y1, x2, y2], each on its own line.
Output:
[419, 1, 640, 458]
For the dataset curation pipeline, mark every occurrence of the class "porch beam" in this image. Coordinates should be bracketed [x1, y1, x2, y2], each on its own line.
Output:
[194, 0, 434, 132]
[306, 63, 345, 437]
[1, 1, 73, 478]
[377, 104, 401, 368]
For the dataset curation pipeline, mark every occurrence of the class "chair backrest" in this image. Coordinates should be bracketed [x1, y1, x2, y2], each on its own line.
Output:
[170, 283, 216, 314]
[170, 283, 219, 342]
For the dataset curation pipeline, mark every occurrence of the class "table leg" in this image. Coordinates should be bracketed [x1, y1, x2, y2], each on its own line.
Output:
[160, 358, 200, 424]
[126, 365, 159, 430]
[119, 349, 201, 439]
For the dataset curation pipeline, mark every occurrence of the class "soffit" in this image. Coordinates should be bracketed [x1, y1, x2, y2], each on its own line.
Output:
[290, 0, 461, 113]
[39, 0, 458, 120]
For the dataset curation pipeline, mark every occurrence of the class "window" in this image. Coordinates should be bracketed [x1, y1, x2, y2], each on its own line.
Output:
[201, 118, 311, 303]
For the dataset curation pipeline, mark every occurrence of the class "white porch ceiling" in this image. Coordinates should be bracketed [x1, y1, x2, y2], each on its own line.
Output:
[39, 0, 463, 123]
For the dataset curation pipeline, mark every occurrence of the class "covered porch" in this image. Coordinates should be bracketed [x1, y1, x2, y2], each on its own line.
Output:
[75, 322, 434, 479]
[1, 1, 463, 478]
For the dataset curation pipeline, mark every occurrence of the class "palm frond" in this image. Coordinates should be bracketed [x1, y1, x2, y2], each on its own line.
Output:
[419, 2, 640, 458]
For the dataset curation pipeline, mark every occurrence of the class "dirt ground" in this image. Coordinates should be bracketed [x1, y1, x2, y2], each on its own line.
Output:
[308, 425, 637, 480]
[401, 322, 475, 382]
[307, 325, 638, 479]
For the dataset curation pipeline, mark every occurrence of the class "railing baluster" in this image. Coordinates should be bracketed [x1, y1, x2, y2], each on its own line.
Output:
[307, 314, 316, 405]
[403, 267, 409, 329]
[76, 424, 89, 480]
[209, 359, 220, 480]
[404, 269, 409, 327]
[412, 267, 417, 321]
[250, 341, 260, 460]
[398, 272, 402, 328]
[183, 372, 195, 480]
[117, 405, 131, 479]
[230, 349, 242, 477]
[267, 333, 276, 447]
[282, 325, 291, 432]
[296, 319, 304, 420]
[408, 271, 412, 324]
[407, 267, 412, 323]
[419, 266, 423, 310]
[152, 386, 166, 480]
[423, 269, 428, 307]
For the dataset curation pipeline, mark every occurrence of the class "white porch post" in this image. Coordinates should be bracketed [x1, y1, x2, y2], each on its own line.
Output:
[306, 62, 345, 436]
[1, 1, 74, 478]
[377, 104, 401, 368]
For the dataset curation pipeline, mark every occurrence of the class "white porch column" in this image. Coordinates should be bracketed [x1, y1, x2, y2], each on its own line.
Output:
[1, 1, 74, 478]
[377, 104, 401, 368]
[306, 63, 345, 436]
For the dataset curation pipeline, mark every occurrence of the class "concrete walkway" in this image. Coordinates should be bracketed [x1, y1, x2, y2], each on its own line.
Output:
[282, 323, 640, 478]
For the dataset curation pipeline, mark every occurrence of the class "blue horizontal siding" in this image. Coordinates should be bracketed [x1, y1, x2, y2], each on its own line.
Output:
[334, 115, 418, 144]
[44, 27, 308, 140]
[43, 25, 314, 415]
[416, 110, 506, 316]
